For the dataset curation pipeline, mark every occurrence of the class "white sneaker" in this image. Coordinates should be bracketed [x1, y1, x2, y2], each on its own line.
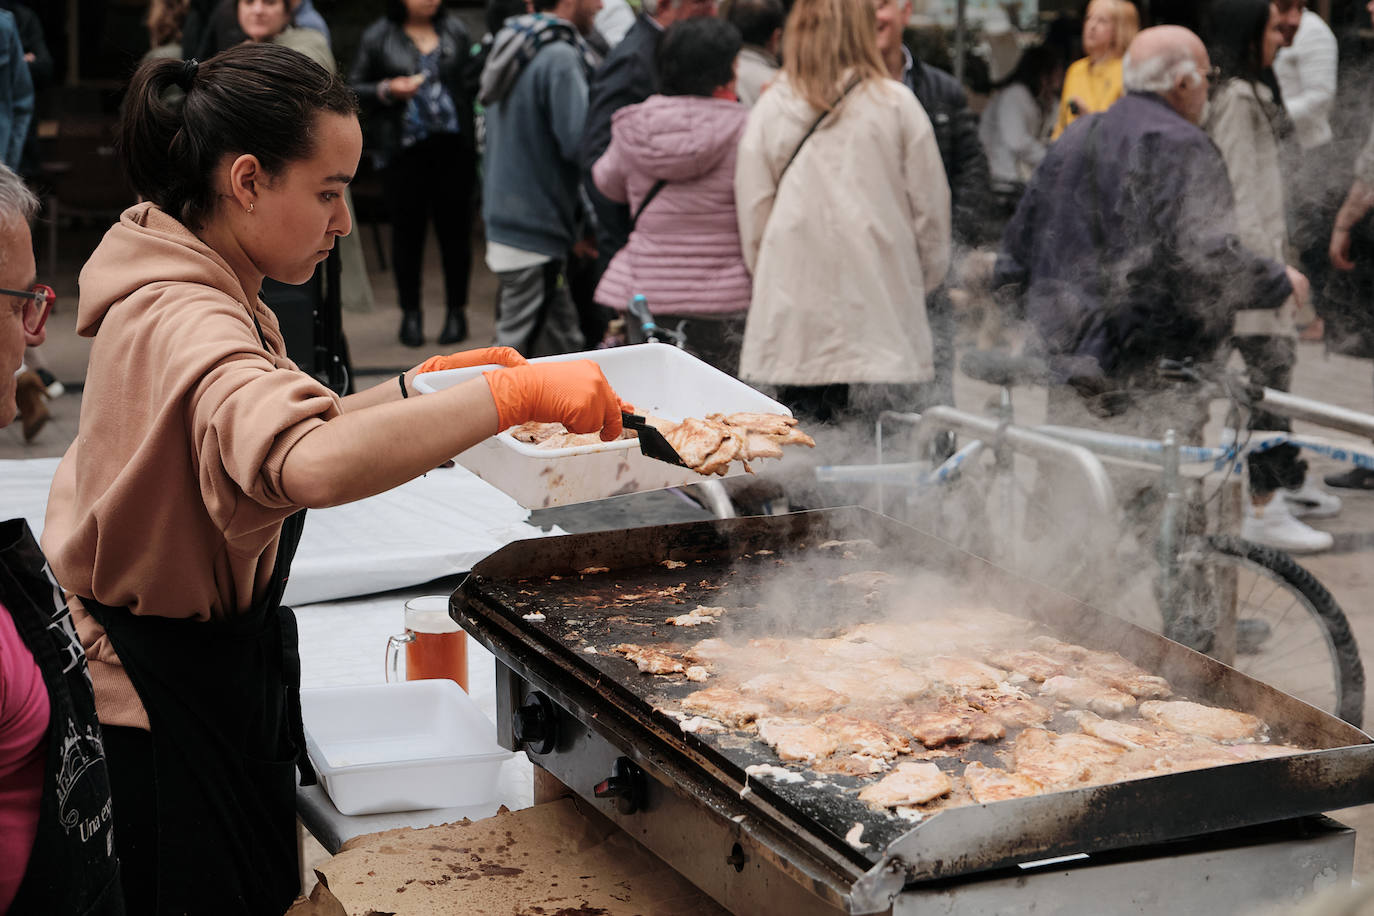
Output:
[1241, 494, 1333, 554]
[1283, 479, 1342, 518]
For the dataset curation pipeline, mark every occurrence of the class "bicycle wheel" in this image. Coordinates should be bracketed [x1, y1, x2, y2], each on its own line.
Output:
[1173, 535, 1364, 727]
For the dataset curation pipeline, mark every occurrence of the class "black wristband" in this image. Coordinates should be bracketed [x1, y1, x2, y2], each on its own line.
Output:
[398, 373, 409, 399]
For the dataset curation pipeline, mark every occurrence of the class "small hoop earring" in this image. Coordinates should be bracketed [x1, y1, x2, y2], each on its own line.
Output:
[247, 202, 255, 214]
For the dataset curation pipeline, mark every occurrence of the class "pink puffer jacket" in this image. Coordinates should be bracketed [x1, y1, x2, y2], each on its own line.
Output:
[592, 94, 751, 316]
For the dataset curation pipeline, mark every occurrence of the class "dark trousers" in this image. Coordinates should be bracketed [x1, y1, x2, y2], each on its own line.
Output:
[1290, 145, 1343, 320]
[567, 244, 614, 350]
[1233, 335, 1305, 495]
[1323, 211, 1374, 360]
[927, 287, 957, 410]
[103, 725, 158, 915]
[385, 133, 475, 316]
[775, 383, 854, 426]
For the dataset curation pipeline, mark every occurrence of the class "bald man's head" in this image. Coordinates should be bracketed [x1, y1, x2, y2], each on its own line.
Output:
[1123, 25, 1211, 123]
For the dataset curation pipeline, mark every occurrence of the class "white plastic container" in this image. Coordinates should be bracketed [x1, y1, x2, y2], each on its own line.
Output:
[414, 343, 791, 508]
[301, 680, 512, 816]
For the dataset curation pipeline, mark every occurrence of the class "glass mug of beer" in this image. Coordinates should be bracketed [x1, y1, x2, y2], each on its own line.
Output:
[385, 595, 468, 691]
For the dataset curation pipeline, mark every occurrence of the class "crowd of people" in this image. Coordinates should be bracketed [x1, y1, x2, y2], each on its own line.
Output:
[10, 0, 1374, 528]
[559, 0, 1374, 553]
[461, 0, 1366, 555]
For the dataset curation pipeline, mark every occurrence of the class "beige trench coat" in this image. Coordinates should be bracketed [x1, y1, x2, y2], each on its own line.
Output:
[734, 75, 951, 386]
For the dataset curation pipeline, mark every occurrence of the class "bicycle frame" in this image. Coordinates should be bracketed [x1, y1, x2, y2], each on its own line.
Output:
[1256, 388, 1374, 440]
[817, 406, 1117, 569]
[625, 294, 687, 349]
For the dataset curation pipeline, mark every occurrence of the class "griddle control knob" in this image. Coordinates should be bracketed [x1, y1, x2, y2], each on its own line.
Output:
[513, 692, 559, 755]
[594, 757, 646, 815]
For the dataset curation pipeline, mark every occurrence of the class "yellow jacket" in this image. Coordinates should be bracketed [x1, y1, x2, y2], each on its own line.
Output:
[1052, 56, 1124, 139]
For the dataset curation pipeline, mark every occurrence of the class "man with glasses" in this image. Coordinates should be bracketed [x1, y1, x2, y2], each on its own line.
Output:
[8, 282, 50, 441]
[0, 170, 45, 428]
[996, 26, 1299, 415]
[0, 161, 123, 912]
[994, 27, 1300, 550]
[1, 281, 47, 335]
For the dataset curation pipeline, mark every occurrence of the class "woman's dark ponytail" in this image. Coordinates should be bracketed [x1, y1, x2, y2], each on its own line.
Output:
[118, 43, 358, 229]
[120, 57, 193, 221]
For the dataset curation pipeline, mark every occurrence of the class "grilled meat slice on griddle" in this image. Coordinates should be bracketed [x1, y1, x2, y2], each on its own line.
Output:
[963, 762, 1045, 803]
[857, 761, 953, 808]
[1138, 700, 1264, 743]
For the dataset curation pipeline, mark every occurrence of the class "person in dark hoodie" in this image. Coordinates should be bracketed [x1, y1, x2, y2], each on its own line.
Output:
[591, 18, 750, 376]
[576, 0, 718, 280]
[479, 0, 603, 356]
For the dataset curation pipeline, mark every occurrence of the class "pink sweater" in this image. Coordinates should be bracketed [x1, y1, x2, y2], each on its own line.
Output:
[0, 604, 48, 909]
[592, 94, 752, 316]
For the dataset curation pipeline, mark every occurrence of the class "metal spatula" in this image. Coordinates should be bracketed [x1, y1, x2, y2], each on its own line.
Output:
[622, 412, 688, 468]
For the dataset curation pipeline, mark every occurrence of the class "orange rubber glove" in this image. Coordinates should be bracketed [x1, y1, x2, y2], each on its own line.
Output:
[416, 347, 527, 374]
[483, 361, 627, 441]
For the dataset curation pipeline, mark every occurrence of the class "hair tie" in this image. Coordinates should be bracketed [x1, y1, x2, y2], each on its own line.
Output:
[177, 58, 199, 91]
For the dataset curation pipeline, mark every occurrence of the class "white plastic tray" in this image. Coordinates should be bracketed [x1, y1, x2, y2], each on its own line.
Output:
[302, 680, 512, 816]
[414, 343, 791, 508]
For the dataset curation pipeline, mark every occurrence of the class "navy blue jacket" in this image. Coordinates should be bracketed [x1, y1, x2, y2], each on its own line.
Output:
[995, 92, 1291, 382]
[577, 13, 661, 270]
[905, 58, 991, 248]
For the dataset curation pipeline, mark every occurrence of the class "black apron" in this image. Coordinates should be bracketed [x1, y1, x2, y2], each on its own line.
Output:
[0, 518, 123, 915]
[82, 509, 314, 916]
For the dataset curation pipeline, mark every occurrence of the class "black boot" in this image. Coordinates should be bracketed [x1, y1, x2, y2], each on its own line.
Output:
[399, 310, 423, 347]
[438, 307, 467, 346]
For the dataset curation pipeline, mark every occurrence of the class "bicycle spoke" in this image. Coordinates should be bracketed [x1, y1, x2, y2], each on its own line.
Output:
[1238, 595, 1303, 634]
[1245, 637, 1328, 670]
[1183, 543, 1356, 722]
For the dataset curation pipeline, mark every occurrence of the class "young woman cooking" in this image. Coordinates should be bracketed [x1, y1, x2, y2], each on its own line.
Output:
[237, 0, 376, 318]
[41, 43, 625, 915]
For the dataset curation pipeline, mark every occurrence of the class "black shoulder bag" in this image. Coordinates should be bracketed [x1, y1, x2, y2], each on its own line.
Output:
[629, 178, 668, 230]
[778, 76, 863, 185]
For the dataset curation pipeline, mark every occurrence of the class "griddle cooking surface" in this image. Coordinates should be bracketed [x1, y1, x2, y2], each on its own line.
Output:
[468, 544, 1077, 858]
[457, 510, 1374, 880]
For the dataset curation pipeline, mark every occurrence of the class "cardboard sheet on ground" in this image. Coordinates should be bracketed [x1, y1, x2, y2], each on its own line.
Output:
[290, 798, 728, 916]
[0, 458, 562, 605]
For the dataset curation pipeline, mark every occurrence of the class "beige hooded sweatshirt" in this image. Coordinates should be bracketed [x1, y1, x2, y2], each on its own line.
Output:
[43, 203, 343, 729]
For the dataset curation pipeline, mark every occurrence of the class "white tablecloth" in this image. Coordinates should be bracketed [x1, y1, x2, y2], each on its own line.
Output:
[0, 457, 562, 605]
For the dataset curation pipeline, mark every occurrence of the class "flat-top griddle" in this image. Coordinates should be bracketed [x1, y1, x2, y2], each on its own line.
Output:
[455, 508, 1374, 892]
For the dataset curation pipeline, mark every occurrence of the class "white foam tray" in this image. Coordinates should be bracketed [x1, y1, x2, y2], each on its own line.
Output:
[302, 680, 512, 816]
[414, 343, 791, 508]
